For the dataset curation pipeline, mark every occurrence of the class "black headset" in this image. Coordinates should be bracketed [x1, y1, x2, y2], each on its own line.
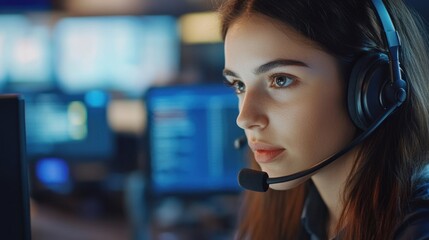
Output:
[238, 0, 411, 192]
[347, 0, 407, 130]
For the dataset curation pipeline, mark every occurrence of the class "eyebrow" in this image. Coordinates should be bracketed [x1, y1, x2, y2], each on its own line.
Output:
[223, 58, 309, 78]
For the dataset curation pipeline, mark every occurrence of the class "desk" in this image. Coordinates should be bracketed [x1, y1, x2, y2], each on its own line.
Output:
[31, 202, 131, 240]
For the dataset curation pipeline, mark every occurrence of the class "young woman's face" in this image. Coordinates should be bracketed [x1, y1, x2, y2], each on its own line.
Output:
[224, 14, 357, 190]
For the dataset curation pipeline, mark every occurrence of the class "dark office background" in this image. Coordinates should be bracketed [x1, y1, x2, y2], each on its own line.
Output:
[0, 0, 426, 239]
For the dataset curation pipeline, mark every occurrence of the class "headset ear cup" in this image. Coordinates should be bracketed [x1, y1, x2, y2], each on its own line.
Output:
[347, 52, 390, 130]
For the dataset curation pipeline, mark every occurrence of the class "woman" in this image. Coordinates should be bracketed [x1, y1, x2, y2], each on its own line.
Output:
[219, 0, 429, 239]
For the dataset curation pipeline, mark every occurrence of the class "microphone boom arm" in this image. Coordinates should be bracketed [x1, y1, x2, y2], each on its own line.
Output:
[239, 104, 398, 192]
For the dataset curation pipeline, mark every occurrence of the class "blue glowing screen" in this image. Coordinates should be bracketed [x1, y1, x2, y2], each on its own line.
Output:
[54, 15, 179, 94]
[145, 84, 246, 195]
[36, 158, 69, 185]
[24, 91, 114, 161]
[0, 15, 52, 88]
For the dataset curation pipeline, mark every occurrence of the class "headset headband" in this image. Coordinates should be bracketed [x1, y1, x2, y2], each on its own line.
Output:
[370, 0, 404, 101]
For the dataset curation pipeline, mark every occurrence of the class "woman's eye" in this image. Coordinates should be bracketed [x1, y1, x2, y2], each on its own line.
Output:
[234, 80, 246, 94]
[270, 75, 295, 88]
[225, 80, 246, 94]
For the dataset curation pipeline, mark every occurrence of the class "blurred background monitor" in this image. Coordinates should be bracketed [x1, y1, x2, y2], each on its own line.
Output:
[25, 90, 114, 161]
[54, 15, 180, 95]
[145, 84, 245, 197]
[0, 14, 53, 91]
[24, 90, 116, 195]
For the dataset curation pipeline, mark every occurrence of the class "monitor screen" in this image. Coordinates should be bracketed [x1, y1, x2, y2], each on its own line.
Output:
[54, 15, 179, 94]
[145, 84, 245, 196]
[24, 90, 115, 161]
[0, 14, 53, 90]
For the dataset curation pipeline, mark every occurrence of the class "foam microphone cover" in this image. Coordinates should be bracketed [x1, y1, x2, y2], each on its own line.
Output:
[238, 168, 269, 192]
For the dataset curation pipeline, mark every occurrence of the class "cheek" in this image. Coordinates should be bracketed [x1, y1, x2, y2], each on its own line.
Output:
[273, 85, 355, 162]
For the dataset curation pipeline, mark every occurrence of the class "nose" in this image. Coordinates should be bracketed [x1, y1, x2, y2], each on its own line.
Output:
[236, 87, 268, 130]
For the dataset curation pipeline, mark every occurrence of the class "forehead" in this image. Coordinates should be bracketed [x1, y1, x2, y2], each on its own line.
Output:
[224, 14, 324, 70]
[226, 13, 314, 45]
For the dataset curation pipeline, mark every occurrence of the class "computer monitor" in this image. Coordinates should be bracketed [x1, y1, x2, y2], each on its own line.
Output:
[24, 91, 115, 194]
[0, 94, 31, 240]
[24, 91, 115, 161]
[145, 84, 246, 197]
[54, 15, 179, 94]
[0, 14, 53, 90]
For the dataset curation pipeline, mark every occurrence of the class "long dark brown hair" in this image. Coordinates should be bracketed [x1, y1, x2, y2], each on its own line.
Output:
[218, 0, 429, 239]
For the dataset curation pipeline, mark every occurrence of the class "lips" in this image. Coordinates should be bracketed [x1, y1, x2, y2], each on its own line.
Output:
[248, 141, 285, 163]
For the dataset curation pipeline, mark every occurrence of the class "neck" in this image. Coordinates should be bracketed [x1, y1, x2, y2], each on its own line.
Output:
[310, 147, 359, 237]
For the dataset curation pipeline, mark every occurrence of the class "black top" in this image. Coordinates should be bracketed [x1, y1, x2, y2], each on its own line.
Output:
[394, 180, 429, 239]
[299, 180, 429, 240]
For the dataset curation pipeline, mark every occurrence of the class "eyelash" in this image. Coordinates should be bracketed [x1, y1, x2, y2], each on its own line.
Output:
[224, 73, 297, 94]
[269, 73, 297, 89]
[224, 79, 245, 94]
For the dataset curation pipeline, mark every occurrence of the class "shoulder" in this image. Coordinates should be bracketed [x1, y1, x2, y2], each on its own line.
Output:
[394, 181, 429, 240]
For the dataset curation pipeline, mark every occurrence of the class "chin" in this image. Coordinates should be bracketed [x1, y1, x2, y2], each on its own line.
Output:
[268, 176, 311, 191]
